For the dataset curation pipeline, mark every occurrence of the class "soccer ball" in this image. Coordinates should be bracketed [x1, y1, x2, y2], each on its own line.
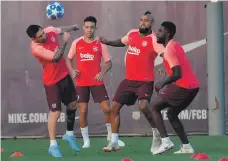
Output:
[46, 1, 64, 20]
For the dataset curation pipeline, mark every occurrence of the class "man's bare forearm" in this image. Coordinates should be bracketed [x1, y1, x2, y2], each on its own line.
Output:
[106, 39, 125, 47]
[59, 25, 78, 33]
[101, 61, 112, 74]
[52, 41, 68, 62]
[66, 58, 74, 71]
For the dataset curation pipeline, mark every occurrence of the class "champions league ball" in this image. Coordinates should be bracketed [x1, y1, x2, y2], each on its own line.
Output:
[46, 1, 64, 20]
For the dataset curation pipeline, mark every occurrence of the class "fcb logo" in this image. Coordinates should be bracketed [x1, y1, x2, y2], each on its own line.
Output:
[142, 41, 147, 47]
[76, 95, 80, 101]
[52, 103, 56, 108]
[132, 111, 141, 120]
[93, 46, 98, 52]
[51, 37, 56, 42]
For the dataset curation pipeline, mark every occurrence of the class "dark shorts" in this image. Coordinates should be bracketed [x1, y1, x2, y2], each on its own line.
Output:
[158, 84, 199, 108]
[44, 74, 78, 111]
[75, 84, 109, 103]
[113, 79, 154, 106]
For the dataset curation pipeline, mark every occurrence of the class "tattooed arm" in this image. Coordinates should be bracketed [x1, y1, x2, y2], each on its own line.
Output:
[52, 32, 71, 62]
[99, 37, 126, 47]
[59, 24, 79, 34]
[52, 41, 68, 62]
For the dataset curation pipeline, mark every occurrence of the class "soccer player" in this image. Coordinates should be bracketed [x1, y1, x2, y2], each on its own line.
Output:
[67, 16, 124, 148]
[26, 24, 80, 158]
[99, 11, 165, 152]
[151, 21, 200, 155]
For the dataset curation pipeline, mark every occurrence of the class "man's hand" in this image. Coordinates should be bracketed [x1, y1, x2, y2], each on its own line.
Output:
[72, 24, 79, 31]
[63, 32, 71, 42]
[94, 72, 104, 81]
[155, 81, 164, 93]
[98, 37, 108, 44]
[70, 69, 80, 78]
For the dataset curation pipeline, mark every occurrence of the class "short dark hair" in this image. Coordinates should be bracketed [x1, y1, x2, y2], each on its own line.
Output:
[144, 11, 151, 15]
[84, 16, 97, 26]
[144, 11, 154, 22]
[26, 25, 42, 38]
[161, 21, 176, 39]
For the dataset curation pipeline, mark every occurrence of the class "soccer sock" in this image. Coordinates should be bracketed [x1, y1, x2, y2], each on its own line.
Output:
[66, 130, 74, 136]
[183, 143, 191, 148]
[152, 128, 160, 138]
[106, 123, 112, 140]
[81, 126, 89, 142]
[66, 109, 76, 131]
[161, 137, 171, 143]
[50, 140, 58, 147]
[111, 133, 118, 144]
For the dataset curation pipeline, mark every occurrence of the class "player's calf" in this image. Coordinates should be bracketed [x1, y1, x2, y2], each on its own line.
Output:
[100, 101, 112, 141]
[48, 111, 62, 157]
[167, 108, 194, 154]
[62, 109, 80, 152]
[79, 103, 90, 148]
[138, 99, 161, 152]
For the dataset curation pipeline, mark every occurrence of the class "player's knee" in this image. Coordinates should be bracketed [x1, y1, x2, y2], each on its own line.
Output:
[151, 101, 164, 112]
[138, 101, 148, 112]
[67, 101, 78, 111]
[111, 102, 121, 115]
[100, 101, 111, 115]
[103, 108, 111, 115]
[49, 110, 61, 119]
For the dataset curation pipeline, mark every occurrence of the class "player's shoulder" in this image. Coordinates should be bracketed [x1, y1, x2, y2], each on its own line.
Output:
[44, 26, 57, 33]
[172, 41, 185, 53]
[169, 40, 182, 49]
[165, 40, 182, 55]
[129, 29, 139, 33]
[94, 37, 105, 46]
[73, 36, 84, 44]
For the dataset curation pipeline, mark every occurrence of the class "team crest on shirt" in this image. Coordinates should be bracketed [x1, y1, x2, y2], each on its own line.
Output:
[93, 46, 98, 52]
[51, 36, 56, 42]
[142, 41, 148, 47]
[132, 111, 141, 120]
[52, 103, 56, 108]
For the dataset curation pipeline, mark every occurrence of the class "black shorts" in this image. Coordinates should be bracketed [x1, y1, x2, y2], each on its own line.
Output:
[113, 79, 154, 106]
[75, 84, 109, 103]
[158, 84, 199, 108]
[44, 74, 78, 111]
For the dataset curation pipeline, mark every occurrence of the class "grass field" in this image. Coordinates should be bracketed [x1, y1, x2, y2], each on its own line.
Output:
[1, 136, 228, 161]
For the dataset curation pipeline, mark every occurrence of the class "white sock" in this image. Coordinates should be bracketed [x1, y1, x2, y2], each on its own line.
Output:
[81, 126, 89, 142]
[111, 133, 118, 144]
[66, 130, 74, 136]
[106, 123, 112, 139]
[152, 128, 159, 134]
[50, 140, 57, 147]
[161, 137, 171, 143]
[152, 128, 160, 138]
[183, 143, 191, 148]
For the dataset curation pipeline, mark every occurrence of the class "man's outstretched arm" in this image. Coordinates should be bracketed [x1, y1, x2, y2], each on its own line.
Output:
[58, 24, 79, 34]
[99, 37, 126, 47]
